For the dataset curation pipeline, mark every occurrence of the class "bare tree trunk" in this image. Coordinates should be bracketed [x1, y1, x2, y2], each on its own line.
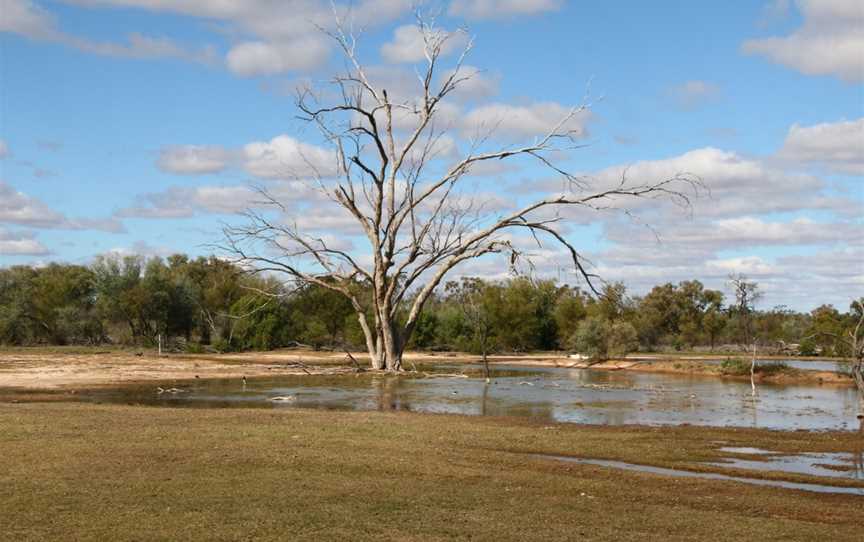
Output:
[750, 343, 757, 397]
[854, 362, 864, 418]
[482, 347, 490, 382]
[357, 312, 383, 370]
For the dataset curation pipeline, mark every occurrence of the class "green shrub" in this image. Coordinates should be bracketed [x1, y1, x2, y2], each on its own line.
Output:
[720, 358, 791, 376]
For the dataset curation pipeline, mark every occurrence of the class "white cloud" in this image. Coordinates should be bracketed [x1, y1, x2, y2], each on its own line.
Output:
[704, 256, 778, 277]
[380, 24, 468, 64]
[448, 0, 563, 20]
[0, 180, 125, 232]
[116, 181, 320, 219]
[461, 102, 591, 139]
[0, 0, 57, 39]
[667, 80, 721, 110]
[0, 227, 51, 256]
[0, 0, 216, 63]
[742, 0, 864, 82]
[606, 216, 860, 249]
[778, 117, 864, 175]
[69, 32, 217, 64]
[579, 147, 855, 219]
[152, 135, 337, 179]
[57, 0, 411, 75]
[117, 185, 260, 219]
[104, 240, 174, 258]
[157, 145, 232, 175]
[226, 38, 329, 77]
[243, 135, 336, 179]
[441, 65, 500, 102]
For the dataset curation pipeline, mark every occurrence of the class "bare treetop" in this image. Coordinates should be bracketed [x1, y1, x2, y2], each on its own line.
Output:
[223, 12, 701, 371]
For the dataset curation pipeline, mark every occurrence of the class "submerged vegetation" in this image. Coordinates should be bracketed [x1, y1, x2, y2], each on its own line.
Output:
[0, 254, 861, 360]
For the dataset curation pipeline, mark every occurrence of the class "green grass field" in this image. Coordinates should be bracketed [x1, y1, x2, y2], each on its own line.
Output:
[1, 403, 861, 541]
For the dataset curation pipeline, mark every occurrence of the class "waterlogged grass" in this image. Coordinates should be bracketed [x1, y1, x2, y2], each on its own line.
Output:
[719, 358, 793, 377]
[1, 403, 861, 541]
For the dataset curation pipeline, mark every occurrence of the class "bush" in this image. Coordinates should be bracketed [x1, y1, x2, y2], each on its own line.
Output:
[568, 317, 638, 361]
[720, 357, 791, 376]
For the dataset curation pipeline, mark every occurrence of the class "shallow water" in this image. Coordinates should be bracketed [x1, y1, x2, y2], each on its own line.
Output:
[532, 454, 864, 496]
[72, 363, 862, 431]
[711, 447, 864, 481]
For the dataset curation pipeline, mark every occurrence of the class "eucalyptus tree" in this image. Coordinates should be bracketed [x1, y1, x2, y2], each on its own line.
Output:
[223, 14, 699, 371]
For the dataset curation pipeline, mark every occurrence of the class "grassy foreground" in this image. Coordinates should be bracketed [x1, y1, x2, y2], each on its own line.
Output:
[0, 403, 861, 541]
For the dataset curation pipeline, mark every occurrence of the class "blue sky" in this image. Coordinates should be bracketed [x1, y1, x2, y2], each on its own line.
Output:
[1, 0, 862, 311]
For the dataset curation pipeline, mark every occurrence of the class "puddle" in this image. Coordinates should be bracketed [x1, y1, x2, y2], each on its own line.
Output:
[711, 448, 864, 481]
[533, 454, 864, 496]
[718, 447, 773, 455]
[36, 363, 862, 431]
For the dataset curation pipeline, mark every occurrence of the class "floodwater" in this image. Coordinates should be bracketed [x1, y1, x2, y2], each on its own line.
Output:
[531, 454, 864, 496]
[72, 363, 862, 431]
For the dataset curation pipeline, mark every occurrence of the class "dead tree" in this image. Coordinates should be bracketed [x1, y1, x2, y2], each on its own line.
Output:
[729, 274, 761, 396]
[222, 13, 700, 372]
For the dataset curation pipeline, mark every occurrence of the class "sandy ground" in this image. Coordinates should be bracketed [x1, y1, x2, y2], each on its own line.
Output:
[0, 350, 356, 390]
[0, 349, 852, 391]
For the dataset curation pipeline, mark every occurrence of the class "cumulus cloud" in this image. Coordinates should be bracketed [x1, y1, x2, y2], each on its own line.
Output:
[461, 102, 591, 139]
[0, 227, 51, 256]
[742, 0, 864, 82]
[0, 0, 56, 39]
[448, 0, 563, 20]
[778, 117, 864, 175]
[103, 240, 175, 259]
[226, 38, 329, 77]
[157, 145, 232, 175]
[575, 147, 855, 219]
[380, 24, 468, 64]
[0, 180, 125, 232]
[153, 135, 337, 179]
[243, 135, 337, 179]
[117, 185, 261, 219]
[605, 216, 860, 249]
[441, 65, 500, 102]
[1, 0, 216, 64]
[116, 181, 320, 219]
[53, 0, 411, 75]
[667, 80, 721, 110]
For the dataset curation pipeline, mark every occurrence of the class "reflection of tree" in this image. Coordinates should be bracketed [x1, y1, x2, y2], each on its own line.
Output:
[853, 445, 863, 480]
[373, 376, 406, 412]
[480, 381, 490, 416]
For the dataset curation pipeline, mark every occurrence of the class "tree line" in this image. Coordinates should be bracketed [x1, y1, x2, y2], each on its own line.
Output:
[0, 253, 860, 358]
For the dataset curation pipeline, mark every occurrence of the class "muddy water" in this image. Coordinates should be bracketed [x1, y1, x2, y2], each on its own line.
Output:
[71, 364, 862, 431]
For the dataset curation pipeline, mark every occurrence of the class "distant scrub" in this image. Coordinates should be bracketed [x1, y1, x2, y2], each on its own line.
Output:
[0, 253, 860, 357]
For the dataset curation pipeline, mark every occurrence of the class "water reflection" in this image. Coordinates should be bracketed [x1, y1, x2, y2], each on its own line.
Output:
[66, 363, 861, 431]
